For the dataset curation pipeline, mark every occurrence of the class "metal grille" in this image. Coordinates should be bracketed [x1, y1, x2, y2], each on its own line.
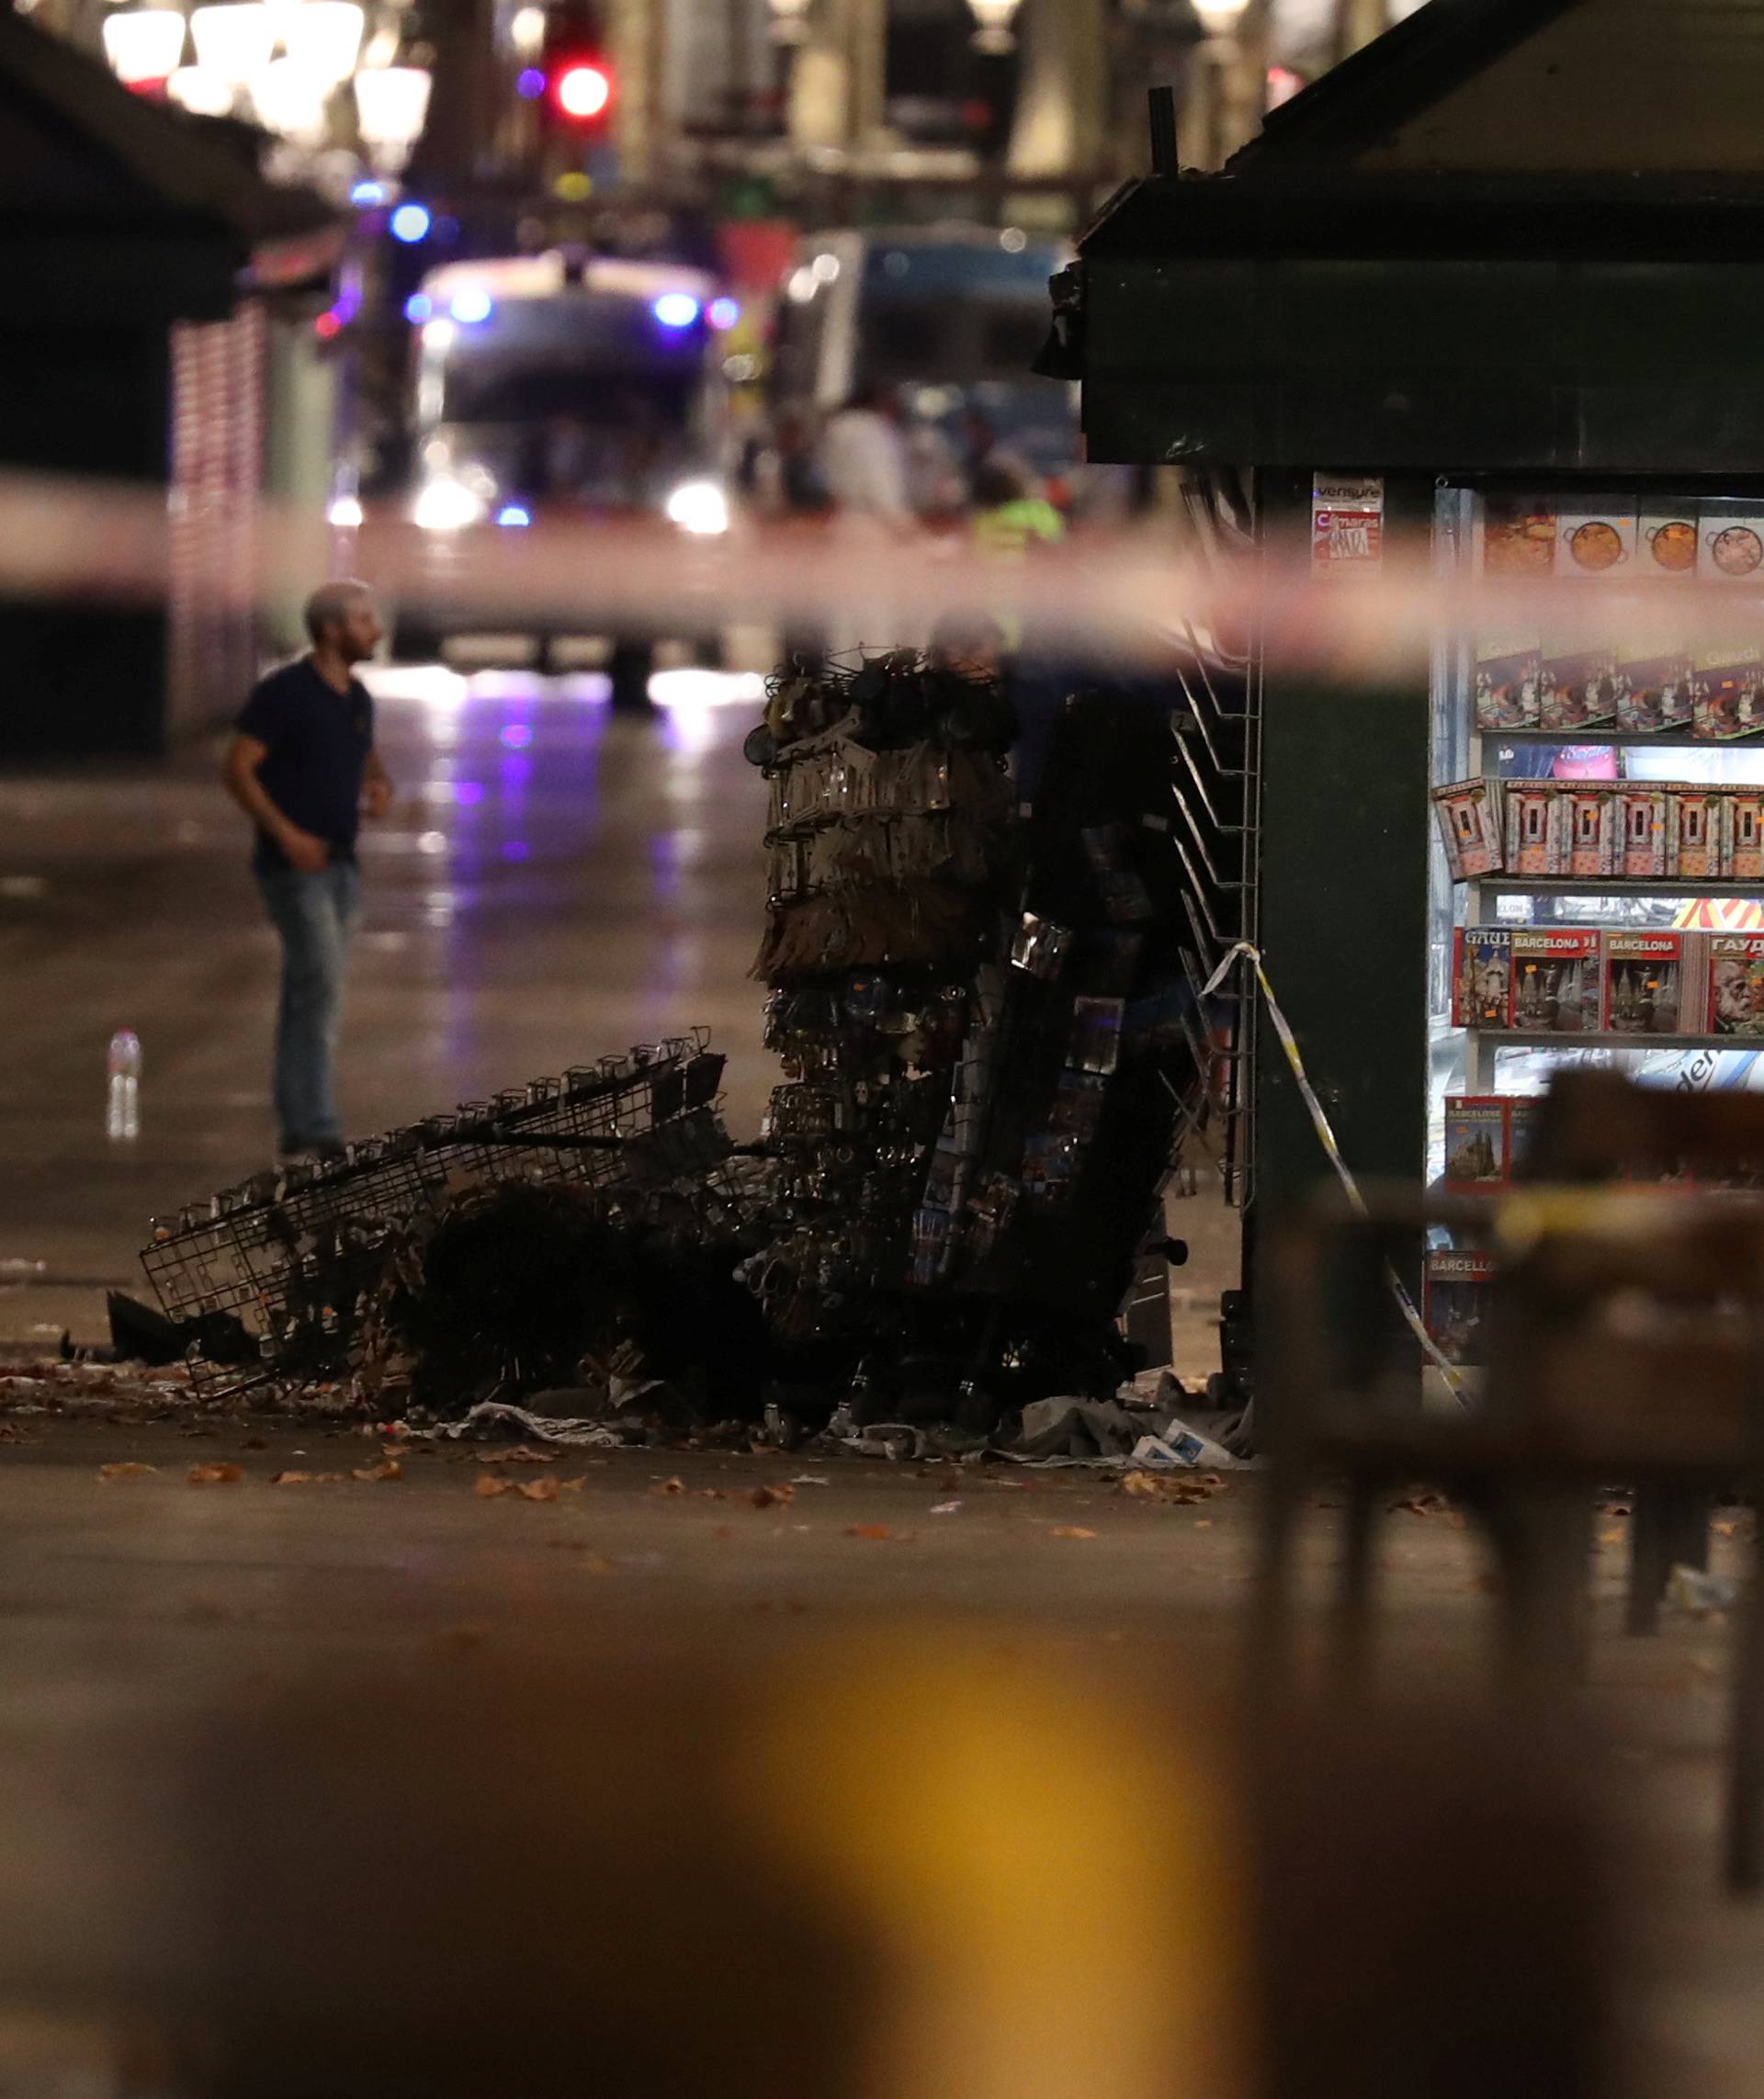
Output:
[141, 1033, 741, 1398]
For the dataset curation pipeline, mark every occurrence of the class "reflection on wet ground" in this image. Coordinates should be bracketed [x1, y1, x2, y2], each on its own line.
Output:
[0, 669, 769, 1310]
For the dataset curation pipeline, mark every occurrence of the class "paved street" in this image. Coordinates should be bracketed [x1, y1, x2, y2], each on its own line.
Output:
[0, 665, 772, 1340]
[0, 1412, 1762, 2092]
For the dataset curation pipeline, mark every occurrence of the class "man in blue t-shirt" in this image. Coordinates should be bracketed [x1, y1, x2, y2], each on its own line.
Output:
[223, 581, 393, 1163]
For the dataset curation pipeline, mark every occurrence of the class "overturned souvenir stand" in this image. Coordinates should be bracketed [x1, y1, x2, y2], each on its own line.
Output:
[1065, 0, 1764, 1403]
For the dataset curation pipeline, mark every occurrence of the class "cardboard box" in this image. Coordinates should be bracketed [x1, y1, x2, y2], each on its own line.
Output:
[1638, 511, 1698, 578]
[1474, 635, 1543, 733]
[1616, 638, 1695, 734]
[1452, 929, 1514, 1030]
[1482, 499, 1555, 578]
[1565, 787, 1619, 878]
[1707, 935, 1764, 1038]
[1540, 633, 1620, 731]
[1511, 929, 1601, 1032]
[1433, 778, 1504, 881]
[1730, 793, 1764, 882]
[1424, 1248, 1496, 1367]
[1555, 507, 1637, 577]
[1669, 787, 1727, 881]
[1699, 513, 1764, 584]
[1619, 787, 1670, 880]
[1505, 783, 1567, 877]
[1603, 930, 1700, 1035]
[1691, 641, 1764, 740]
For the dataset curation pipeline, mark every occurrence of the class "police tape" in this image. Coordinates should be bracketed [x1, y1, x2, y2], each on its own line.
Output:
[1203, 940, 1469, 1402]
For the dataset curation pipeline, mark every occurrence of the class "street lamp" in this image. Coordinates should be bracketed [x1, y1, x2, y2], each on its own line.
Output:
[966, 0, 1021, 54]
[1192, 0, 1251, 25]
[167, 63, 236, 112]
[188, 2, 276, 85]
[102, 9, 187, 86]
[249, 54, 333, 141]
[765, 0, 811, 46]
[353, 64, 432, 167]
[279, 0, 365, 85]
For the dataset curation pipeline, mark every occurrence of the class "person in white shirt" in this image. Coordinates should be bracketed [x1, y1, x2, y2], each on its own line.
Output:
[819, 383, 920, 657]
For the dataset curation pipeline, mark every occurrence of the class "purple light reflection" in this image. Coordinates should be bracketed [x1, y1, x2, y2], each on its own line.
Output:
[501, 840, 531, 863]
[499, 723, 534, 749]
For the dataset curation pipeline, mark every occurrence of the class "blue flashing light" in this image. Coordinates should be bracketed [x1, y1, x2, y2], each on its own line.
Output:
[516, 65, 545, 96]
[450, 287, 494, 324]
[403, 292, 433, 323]
[390, 201, 432, 243]
[707, 295, 741, 332]
[652, 291, 700, 331]
[494, 503, 532, 529]
[350, 179, 386, 207]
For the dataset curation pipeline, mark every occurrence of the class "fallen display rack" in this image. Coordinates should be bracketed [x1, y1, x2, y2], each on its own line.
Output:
[141, 1033, 740, 1399]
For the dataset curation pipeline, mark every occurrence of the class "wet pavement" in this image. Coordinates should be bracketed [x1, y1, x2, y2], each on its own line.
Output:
[0, 665, 772, 1337]
[0, 1414, 1762, 2093]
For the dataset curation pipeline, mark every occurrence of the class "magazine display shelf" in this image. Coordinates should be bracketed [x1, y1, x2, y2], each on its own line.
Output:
[1434, 488, 1764, 1104]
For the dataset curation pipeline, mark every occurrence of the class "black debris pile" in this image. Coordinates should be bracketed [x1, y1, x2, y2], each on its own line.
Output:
[138, 1033, 760, 1409]
[742, 650, 1016, 1347]
[133, 658, 1221, 1453]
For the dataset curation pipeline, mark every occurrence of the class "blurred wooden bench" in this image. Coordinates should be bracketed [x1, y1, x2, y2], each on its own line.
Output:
[1256, 1140, 1764, 1890]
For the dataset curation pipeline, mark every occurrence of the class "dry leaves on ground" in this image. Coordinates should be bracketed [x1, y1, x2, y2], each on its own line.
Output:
[1050, 1525, 1097, 1540]
[846, 1523, 910, 1541]
[98, 1461, 158, 1480]
[1120, 1469, 1223, 1505]
[187, 1462, 243, 1485]
[475, 1447, 557, 1466]
[650, 1477, 686, 1496]
[752, 1484, 796, 1509]
[352, 1460, 402, 1484]
[270, 1471, 347, 1485]
[477, 1473, 559, 1502]
[1389, 1490, 1464, 1526]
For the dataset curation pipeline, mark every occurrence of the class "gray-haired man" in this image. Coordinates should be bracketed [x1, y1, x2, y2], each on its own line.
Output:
[222, 581, 393, 1163]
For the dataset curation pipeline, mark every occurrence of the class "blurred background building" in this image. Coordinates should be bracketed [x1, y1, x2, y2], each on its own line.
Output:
[3, 0, 1427, 756]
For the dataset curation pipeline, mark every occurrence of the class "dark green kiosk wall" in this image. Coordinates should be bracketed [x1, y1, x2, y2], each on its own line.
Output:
[1251, 472, 1433, 1298]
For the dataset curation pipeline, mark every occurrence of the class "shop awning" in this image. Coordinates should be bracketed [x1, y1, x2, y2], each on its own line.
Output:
[0, 9, 341, 323]
[1074, 0, 1764, 474]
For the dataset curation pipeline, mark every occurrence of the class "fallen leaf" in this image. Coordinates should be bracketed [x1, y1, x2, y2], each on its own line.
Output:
[929, 1499, 963, 1515]
[1714, 1518, 1744, 1540]
[1599, 1528, 1626, 1547]
[99, 1461, 157, 1480]
[352, 1460, 403, 1484]
[1121, 1469, 1223, 1505]
[1193, 1518, 1212, 1529]
[475, 1473, 514, 1499]
[516, 1477, 558, 1503]
[1050, 1525, 1097, 1540]
[650, 1476, 686, 1496]
[559, 1476, 585, 1494]
[476, 1446, 557, 1466]
[846, 1523, 906, 1540]
[752, 1484, 797, 1509]
[700, 1488, 729, 1500]
[187, 1462, 243, 1485]
[1390, 1492, 1448, 1518]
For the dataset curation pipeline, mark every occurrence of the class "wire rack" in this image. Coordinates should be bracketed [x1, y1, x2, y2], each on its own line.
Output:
[140, 1031, 745, 1399]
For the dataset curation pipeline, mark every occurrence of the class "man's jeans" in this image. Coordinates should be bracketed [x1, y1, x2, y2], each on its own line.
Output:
[256, 862, 362, 1149]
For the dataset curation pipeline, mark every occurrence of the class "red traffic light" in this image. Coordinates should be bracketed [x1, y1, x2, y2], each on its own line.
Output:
[551, 60, 612, 120]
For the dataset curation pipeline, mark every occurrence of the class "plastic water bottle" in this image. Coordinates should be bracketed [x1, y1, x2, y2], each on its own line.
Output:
[106, 1030, 141, 1143]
